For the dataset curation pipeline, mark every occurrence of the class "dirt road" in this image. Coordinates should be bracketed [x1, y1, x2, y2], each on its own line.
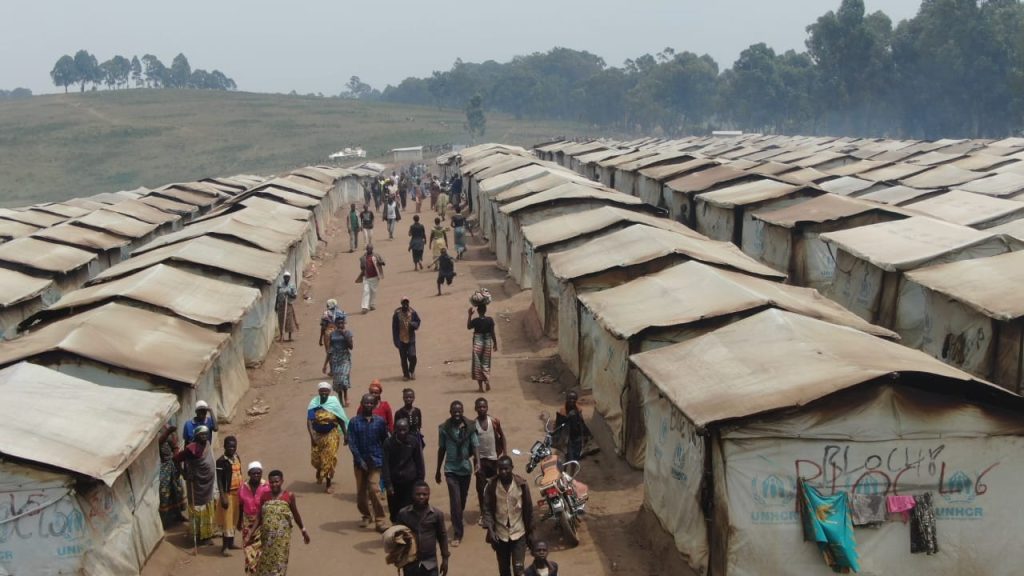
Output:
[144, 202, 658, 576]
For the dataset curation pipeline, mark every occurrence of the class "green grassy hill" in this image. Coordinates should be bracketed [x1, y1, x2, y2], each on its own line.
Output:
[0, 90, 593, 207]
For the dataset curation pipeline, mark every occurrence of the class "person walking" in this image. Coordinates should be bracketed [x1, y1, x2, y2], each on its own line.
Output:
[318, 299, 345, 355]
[409, 215, 427, 271]
[383, 419, 425, 523]
[237, 462, 268, 576]
[414, 179, 424, 214]
[276, 271, 299, 342]
[428, 218, 449, 269]
[396, 482, 451, 576]
[523, 541, 558, 576]
[395, 388, 424, 446]
[216, 436, 244, 556]
[348, 393, 390, 532]
[322, 315, 354, 406]
[173, 425, 219, 546]
[307, 382, 349, 493]
[474, 398, 506, 517]
[431, 248, 456, 296]
[451, 208, 467, 260]
[434, 400, 479, 547]
[369, 380, 395, 433]
[347, 204, 361, 252]
[360, 204, 376, 246]
[482, 455, 533, 576]
[252, 470, 310, 575]
[358, 245, 385, 313]
[436, 187, 450, 221]
[385, 194, 402, 239]
[392, 297, 421, 380]
[468, 303, 498, 392]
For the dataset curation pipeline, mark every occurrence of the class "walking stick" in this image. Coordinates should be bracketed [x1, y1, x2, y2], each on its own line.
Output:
[184, 461, 198, 556]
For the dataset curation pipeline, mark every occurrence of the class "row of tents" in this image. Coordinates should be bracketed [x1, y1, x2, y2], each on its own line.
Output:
[441, 138, 1024, 575]
[0, 164, 379, 575]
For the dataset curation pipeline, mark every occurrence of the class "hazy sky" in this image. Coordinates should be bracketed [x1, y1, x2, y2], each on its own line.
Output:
[3, 0, 922, 96]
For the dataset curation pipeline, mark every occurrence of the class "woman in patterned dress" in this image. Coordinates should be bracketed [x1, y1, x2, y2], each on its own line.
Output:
[253, 470, 310, 576]
[322, 315, 354, 406]
[237, 462, 269, 575]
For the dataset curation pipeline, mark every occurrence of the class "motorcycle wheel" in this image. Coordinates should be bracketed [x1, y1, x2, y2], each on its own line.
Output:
[557, 504, 580, 546]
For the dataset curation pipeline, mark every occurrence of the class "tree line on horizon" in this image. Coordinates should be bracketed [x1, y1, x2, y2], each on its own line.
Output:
[50, 50, 236, 93]
[368, 0, 1023, 140]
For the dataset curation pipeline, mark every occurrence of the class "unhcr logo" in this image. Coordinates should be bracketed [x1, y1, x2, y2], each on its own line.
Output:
[750, 474, 798, 524]
[940, 470, 976, 505]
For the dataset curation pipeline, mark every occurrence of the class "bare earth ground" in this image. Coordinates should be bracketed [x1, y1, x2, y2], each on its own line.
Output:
[143, 202, 660, 576]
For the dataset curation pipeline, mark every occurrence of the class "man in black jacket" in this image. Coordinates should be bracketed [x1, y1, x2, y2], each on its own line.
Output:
[383, 419, 425, 522]
[397, 482, 450, 576]
[482, 455, 533, 576]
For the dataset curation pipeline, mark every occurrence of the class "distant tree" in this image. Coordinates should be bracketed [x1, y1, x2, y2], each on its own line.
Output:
[345, 75, 375, 99]
[72, 49, 99, 92]
[209, 70, 236, 90]
[0, 88, 32, 100]
[50, 55, 78, 93]
[169, 53, 191, 88]
[130, 56, 143, 87]
[141, 54, 166, 87]
[465, 93, 486, 139]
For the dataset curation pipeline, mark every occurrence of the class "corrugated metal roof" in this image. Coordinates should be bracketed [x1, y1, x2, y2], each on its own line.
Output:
[857, 185, 939, 206]
[46, 263, 260, 326]
[900, 165, 987, 189]
[957, 173, 1024, 198]
[0, 269, 53, 308]
[638, 158, 718, 182]
[906, 151, 964, 166]
[904, 190, 1024, 228]
[34, 222, 132, 251]
[746, 161, 797, 177]
[859, 162, 931, 182]
[102, 198, 180, 225]
[74, 209, 159, 239]
[0, 362, 177, 485]
[820, 217, 1007, 271]
[820, 176, 878, 196]
[522, 206, 702, 249]
[664, 164, 752, 194]
[753, 194, 902, 228]
[825, 159, 891, 177]
[134, 214, 300, 255]
[951, 154, 1018, 172]
[906, 251, 1024, 321]
[94, 235, 286, 284]
[580, 261, 895, 339]
[0, 237, 96, 274]
[0, 302, 228, 387]
[499, 182, 646, 215]
[629, 309, 990, 430]
[548, 224, 785, 281]
[698, 179, 812, 209]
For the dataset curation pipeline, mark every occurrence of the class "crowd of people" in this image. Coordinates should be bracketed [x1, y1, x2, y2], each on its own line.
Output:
[163, 184, 588, 575]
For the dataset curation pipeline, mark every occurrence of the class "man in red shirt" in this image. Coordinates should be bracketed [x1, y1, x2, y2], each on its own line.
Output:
[359, 245, 386, 313]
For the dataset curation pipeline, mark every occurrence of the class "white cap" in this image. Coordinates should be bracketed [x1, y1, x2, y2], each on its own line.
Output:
[283, 271, 292, 277]
[248, 461, 263, 472]
[318, 382, 332, 391]
[195, 400, 209, 410]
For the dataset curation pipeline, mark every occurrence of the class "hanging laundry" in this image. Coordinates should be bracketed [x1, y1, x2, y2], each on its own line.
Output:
[910, 492, 939, 555]
[886, 494, 916, 522]
[799, 480, 861, 573]
[849, 493, 887, 526]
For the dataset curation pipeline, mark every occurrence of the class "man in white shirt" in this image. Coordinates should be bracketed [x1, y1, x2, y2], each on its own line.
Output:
[385, 194, 401, 239]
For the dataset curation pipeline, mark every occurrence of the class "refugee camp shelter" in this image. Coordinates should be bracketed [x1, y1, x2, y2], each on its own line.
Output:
[0, 362, 178, 576]
[693, 178, 822, 245]
[91, 236, 287, 366]
[897, 251, 1024, 393]
[662, 164, 760, 226]
[904, 190, 1024, 229]
[545, 224, 784, 376]
[0, 302, 246, 427]
[576, 261, 895, 467]
[821, 217, 1013, 327]
[0, 268, 58, 339]
[0, 237, 99, 294]
[744, 194, 907, 290]
[521, 205, 702, 297]
[630, 308, 1024, 576]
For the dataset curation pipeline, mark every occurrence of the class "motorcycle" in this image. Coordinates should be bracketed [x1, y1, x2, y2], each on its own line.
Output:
[524, 415, 588, 546]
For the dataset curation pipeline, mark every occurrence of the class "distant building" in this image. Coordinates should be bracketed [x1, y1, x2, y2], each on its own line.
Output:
[390, 146, 423, 163]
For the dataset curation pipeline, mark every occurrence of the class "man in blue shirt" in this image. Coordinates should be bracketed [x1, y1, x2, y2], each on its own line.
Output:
[434, 400, 478, 547]
[349, 393, 390, 532]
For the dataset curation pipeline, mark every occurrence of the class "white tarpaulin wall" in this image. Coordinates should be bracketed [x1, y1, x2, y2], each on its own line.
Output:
[717, 384, 1024, 576]
[0, 438, 163, 576]
[896, 281, 995, 379]
[640, 375, 709, 573]
[579, 306, 630, 439]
